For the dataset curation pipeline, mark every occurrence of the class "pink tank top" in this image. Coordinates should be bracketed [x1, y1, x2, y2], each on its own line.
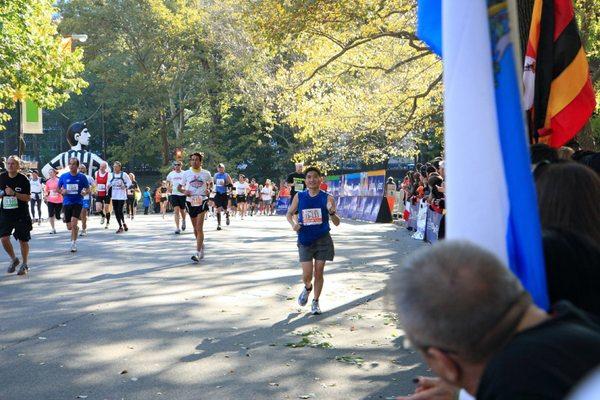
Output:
[45, 178, 63, 203]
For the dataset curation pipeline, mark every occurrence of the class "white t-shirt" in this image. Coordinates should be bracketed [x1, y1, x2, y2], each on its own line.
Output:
[30, 178, 43, 194]
[182, 168, 212, 206]
[166, 170, 186, 196]
[261, 186, 273, 201]
[108, 172, 132, 200]
[234, 181, 249, 196]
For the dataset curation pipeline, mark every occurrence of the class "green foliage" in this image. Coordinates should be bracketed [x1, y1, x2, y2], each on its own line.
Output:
[0, 0, 87, 129]
[245, 0, 444, 169]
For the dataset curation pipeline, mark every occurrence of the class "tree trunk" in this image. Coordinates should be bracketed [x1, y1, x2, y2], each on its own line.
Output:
[159, 112, 170, 166]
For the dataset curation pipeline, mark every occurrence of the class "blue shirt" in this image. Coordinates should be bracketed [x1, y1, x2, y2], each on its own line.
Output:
[297, 190, 330, 246]
[58, 172, 90, 206]
[214, 172, 230, 194]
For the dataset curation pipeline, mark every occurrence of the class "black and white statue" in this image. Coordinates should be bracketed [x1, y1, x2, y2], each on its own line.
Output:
[42, 122, 108, 178]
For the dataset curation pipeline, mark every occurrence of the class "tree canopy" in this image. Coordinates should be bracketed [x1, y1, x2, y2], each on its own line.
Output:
[0, 0, 87, 130]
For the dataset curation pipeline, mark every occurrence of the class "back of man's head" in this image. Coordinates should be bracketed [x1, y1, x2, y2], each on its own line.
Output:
[390, 240, 527, 362]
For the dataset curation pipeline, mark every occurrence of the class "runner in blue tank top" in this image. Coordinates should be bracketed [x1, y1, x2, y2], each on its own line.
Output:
[213, 163, 233, 230]
[286, 166, 340, 315]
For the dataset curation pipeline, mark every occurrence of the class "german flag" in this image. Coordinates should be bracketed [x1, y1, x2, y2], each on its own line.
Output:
[523, 0, 596, 147]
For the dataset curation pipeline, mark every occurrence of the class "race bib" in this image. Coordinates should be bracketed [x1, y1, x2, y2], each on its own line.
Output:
[97, 184, 106, 192]
[191, 196, 203, 207]
[216, 178, 225, 187]
[2, 196, 18, 209]
[302, 208, 323, 226]
[294, 178, 304, 192]
[66, 183, 79, 194]
[50, 190, 58, 197]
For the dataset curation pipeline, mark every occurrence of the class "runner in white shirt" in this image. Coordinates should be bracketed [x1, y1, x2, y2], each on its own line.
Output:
[260, 180, 274, 215]
[233, 174, 249, 219]
[29, 170, 43, 225]
[178, 152, 212, 263]
[166, 161, 187, 234]
[107, 161, 132, 234]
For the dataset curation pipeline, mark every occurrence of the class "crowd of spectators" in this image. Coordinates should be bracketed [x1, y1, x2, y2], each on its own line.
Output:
[390, 141, 600, 399]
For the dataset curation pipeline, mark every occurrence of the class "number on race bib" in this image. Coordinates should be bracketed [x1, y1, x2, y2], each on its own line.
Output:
[2, 196, 18, 209]
[302, 208, 323, 226]
[216, 178, 225, 187]
[66, 183, 79, 194]
[97, 184, 106, 192]
[191, 196, 203, 207]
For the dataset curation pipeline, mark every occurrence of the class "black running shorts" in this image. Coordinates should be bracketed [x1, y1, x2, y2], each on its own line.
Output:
[63, 204, 83, 222]
[214, 192, 228, 209]
[170, 195, 187, 209]
[47, 202, 62, 220]
[187, 199, 209, 218]
[0, 215, 32, 242]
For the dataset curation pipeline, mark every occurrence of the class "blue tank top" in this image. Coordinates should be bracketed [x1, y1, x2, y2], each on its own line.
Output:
[214, 172, 229, 194]
[297, 190, 330, 246]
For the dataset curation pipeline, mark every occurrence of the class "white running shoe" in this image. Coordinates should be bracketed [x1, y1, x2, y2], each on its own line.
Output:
[79, 229, 87, 237]
[191, 253, 200, 263]
[70, 242, 77, 253]
[100, 216, 105, 225]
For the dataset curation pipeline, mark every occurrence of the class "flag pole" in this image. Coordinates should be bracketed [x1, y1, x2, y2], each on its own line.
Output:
[506, 0, 530, 142]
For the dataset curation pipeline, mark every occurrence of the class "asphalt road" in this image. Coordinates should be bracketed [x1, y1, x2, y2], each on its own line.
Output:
[0, 213, 428, 400]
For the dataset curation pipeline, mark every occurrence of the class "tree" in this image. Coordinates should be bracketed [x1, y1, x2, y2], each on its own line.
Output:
[245, 0, 443, 169]
[0, 0, 86, 130]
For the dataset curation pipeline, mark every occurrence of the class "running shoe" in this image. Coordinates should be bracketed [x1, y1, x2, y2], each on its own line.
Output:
[311, 300, 322, 315]
[100, 216, 105, 225]
[226, 215, 230, 226]
[217, 225, 222, 231]
[105, 223, 109, 230]
[298, 285, 312, 306]
[175, 229, 181, 235]
[80, 229, 87, 237]
[17, 264, 29, 276]
[7, 258, 19, 274]
[116, 227, 124, 234]
[182, 220, 186, 231]
[191, 253, 200, 263]
[123, 223, 129, 232]
[49, 229, 57, 235]
[70, 242, 77, 253]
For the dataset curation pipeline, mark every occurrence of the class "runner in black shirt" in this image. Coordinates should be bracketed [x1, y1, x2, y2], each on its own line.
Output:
[286, 162, 306, 200]
[0, 156, 32, 275]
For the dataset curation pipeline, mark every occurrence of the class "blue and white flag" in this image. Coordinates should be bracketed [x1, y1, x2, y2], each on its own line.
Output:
[417, 0, 549, 309]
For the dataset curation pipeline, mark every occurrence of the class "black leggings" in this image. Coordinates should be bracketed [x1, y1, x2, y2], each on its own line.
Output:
[30, 195, 42, 219]
[112, 199, 126, 227]
[126, 196, 137, 216]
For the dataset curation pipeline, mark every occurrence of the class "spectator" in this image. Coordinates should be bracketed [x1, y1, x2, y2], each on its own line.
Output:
[536, 162, 600, 244]
[142, 187, 151, 215]
[542, 228, 600, 316]
[390, 240, 600, 400]
[530, 143, 558, 165]
[557, 146, 575, 160]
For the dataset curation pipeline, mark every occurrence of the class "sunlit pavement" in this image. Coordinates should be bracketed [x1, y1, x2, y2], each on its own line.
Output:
[0, 213, 427, 400]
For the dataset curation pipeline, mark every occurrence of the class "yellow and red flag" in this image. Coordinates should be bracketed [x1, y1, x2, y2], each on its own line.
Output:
[523, 0, 596, 147]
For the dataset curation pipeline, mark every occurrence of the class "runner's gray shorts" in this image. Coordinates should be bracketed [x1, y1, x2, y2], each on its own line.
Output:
[298, 233, 334, 262]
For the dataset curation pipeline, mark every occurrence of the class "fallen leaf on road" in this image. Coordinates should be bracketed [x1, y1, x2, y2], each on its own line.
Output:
[38, 337, 47, 340]
[130, 377, 138, 381]
[268, 382, 279, 387]
[298, 394, 315, 399]
[76, 396, 88, 399]
[350, 326, 356, 331]
[335, 355, 364, 366]
[120, 370, 128, 375]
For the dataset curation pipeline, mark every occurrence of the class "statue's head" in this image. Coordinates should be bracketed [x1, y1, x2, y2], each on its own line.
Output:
[66, 122, 91, 148]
